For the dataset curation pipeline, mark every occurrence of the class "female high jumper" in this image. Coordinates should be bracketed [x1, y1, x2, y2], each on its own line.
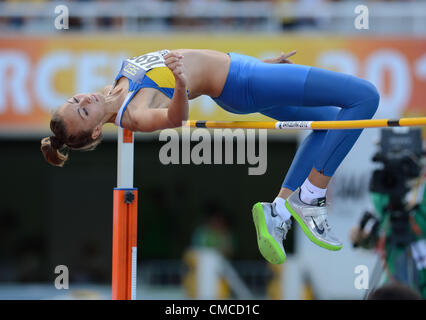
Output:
[41, 49, 380, 264]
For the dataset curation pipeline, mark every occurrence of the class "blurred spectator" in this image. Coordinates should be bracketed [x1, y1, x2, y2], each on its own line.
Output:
[273, 0, 322, 31]
[191, 203, 236, 258]
[0, 0, 424, 33]
[67, 0, 90, 30]
[95, 0, 123, 30]
[368, 282, 422, 300]
[0, 0, 36, 29]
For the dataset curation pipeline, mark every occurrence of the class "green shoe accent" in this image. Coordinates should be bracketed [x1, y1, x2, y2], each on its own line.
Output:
[252, 202, 286, 264]
[285, 201, 343, 251]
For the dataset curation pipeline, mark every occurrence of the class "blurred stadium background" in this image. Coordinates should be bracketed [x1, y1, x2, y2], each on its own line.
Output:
[0, 0, 425, 300]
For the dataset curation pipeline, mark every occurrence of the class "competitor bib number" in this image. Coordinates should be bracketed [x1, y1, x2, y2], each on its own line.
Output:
[127, 50, 169, 71]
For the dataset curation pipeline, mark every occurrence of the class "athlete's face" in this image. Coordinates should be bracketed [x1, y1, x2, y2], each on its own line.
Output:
[57, 93, 106, 138]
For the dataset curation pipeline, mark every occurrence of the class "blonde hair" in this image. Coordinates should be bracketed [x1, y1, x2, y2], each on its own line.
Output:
[40, 112, 102, 167]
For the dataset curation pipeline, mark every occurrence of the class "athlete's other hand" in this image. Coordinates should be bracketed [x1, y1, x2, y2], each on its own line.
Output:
[263, 51, 297, 64]
[165, 52, 187, 87]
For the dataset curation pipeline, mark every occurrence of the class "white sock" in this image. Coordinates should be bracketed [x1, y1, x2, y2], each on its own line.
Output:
[300, 178, 327, 205]
[273, 197, 291, 220]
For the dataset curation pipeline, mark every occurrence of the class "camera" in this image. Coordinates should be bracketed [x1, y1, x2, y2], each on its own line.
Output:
[352, 128, 424, 248]
[370, 128, 423, 199]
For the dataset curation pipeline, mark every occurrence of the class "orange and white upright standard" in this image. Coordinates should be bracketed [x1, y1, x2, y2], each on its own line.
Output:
[112, 128, 138, 300]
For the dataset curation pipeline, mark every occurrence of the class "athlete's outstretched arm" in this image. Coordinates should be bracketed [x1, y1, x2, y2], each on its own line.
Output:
[129, 52, 189, 132]
[164, 51, 189, 126]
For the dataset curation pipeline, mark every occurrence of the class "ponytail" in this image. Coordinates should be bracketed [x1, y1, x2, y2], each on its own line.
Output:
[40, 136, 69, 167]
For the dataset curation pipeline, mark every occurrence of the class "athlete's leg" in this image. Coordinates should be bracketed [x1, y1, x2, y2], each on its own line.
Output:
[250, 63, 379, 252]
[260, 105, 340, 197]
[249, 64, 380, 188]
[252, 105, 339, 263]
[303, 67, 379, 177]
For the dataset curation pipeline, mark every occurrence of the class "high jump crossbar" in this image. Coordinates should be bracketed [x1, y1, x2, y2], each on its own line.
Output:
[185, 117, 426, 130]
[112, 128, 138, 300]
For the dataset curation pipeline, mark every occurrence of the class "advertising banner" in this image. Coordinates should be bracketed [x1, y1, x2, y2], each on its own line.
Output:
[0, 35, 425, 135]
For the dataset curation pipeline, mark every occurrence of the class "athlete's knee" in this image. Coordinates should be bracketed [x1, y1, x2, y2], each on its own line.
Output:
[352, 78, 380, 119]
[364, 80, 380, 112]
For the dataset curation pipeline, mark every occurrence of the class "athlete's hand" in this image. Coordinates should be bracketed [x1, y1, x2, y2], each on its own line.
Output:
[165, 52, 187, 87]
[263, 51, 297, 64]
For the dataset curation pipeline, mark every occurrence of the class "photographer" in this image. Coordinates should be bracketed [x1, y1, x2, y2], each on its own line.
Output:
[351, 128, 426, 299]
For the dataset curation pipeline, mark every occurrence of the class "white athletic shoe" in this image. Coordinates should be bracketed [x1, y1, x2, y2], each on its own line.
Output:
[252, 202, 292, 264]
[286, 188, 342, 251]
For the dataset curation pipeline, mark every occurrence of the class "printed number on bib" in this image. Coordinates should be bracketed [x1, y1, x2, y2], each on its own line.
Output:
[127, 50, 169, 72]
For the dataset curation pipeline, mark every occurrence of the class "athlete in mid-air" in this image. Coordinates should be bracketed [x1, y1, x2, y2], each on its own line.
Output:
[41, 49, 380, 264]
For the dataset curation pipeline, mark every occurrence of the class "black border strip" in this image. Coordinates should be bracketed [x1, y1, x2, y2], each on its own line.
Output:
[387, 120, 400, 127]
[195, 121, 207, 128]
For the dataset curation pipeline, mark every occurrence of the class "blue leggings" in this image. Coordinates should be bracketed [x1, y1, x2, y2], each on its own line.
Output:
[213, 53, 380, 191]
